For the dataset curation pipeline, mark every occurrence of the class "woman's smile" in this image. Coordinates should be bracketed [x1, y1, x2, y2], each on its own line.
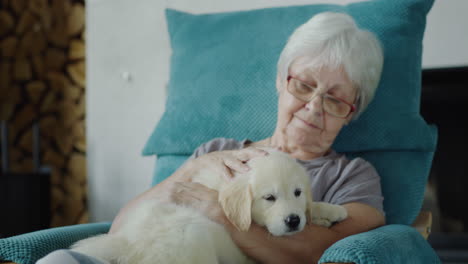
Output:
[293, 115, 322, 131]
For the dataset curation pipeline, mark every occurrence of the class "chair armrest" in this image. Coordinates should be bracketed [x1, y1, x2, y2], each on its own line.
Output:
[0, 222, 111, 264]
[319, 224, 440, 264]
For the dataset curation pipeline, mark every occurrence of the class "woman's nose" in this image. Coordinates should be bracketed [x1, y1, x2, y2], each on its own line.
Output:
[305, 95, 323, 117]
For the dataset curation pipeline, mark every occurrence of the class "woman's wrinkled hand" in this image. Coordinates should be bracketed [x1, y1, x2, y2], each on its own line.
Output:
[182, 147, 269, 182]
[154, 147, 268, 220]
[169, 182, 228, 225]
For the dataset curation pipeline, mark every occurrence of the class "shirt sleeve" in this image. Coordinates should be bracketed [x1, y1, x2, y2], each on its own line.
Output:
[188, 138, 243, 160]
[328, 158, 385, 215]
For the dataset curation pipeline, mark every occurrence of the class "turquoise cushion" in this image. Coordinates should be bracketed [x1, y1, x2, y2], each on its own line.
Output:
[319, 224, 441, 263]
[0, 222, 110, 264]
[143, 0, 436, 156]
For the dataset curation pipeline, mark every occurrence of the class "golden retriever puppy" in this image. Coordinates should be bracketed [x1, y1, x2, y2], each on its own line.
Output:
[71, 150, 347, 264]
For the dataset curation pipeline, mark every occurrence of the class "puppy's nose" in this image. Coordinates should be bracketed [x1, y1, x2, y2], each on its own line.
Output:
[285, 214, 300, 230]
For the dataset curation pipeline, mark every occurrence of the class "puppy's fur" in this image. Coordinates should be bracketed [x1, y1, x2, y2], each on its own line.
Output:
[72, 150, 347, 264]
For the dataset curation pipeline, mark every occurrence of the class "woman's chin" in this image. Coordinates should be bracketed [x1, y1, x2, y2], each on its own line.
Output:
[286, 127, 325, 151]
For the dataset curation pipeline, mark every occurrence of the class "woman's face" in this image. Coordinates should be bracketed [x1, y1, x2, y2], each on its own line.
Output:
[275, 58, 357, 155]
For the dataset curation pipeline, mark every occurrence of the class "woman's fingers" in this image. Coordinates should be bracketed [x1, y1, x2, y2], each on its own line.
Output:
[171, 182, 217, 207]
[223, 158, 250, 173]
[236, 147, 269, 161]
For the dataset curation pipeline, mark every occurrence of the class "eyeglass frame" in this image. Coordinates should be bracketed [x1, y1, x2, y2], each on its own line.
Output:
[286, 75, 356, 118]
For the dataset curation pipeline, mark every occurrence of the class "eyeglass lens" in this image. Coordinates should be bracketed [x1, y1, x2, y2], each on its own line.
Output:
[288, 78, 351, 117]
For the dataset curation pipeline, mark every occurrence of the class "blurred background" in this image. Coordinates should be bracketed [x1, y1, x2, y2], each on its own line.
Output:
[0, 0, 467, 261]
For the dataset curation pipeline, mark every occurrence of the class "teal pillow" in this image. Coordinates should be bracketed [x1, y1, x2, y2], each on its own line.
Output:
[143, 0, 437, 156]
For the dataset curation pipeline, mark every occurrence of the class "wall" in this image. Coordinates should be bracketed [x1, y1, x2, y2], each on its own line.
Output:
[86, 0, 468, 222]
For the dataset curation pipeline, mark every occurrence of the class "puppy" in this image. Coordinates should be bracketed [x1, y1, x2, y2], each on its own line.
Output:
[72, 150, 347, 264]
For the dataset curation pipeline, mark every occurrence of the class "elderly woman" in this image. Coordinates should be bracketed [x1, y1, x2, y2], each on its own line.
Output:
[38, 12, 384, 264]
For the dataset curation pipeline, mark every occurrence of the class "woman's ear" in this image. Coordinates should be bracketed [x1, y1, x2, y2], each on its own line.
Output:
[218, 178, 252, 231]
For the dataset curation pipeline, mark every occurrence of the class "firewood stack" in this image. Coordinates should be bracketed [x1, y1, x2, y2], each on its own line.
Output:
[0, 0, 87, 227]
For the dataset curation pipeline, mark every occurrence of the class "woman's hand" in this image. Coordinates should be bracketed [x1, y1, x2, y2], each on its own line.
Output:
[169, 182, 228, 225]
[173, 147, 269, 183]
[161, 147, 268, 220]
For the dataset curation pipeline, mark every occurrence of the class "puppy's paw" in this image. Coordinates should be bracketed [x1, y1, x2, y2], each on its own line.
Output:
[310, 202, 348, 227]
[311, 217, 332, 227]
[334, 205, 348, 222]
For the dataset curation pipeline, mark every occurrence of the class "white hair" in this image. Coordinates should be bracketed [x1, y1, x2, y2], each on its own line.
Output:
[277, 12, 384, 120]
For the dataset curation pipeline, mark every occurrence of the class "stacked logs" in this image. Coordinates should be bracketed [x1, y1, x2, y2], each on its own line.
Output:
[0, 0, 87, 227]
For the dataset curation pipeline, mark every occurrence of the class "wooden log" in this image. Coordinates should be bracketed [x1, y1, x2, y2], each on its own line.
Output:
[29, 0, 48, 17]
[63, 83, 82, 101]
[26, 80, 46, 104]
[75, 138, 86, 153]
[76, 96, 85, 119]
[16, 11, 36, 35]
[1, 36, 17, 57]
[63, 196, 84, 224]
[48, 0, 71, 48]
[40, 115, 58, 138]
[1, 85, 20, 120]
[45, 48, 66, 71]
[47, 24, 69, 48]
[69, 153, 86, 184]
[13, 58, 32, 80]
[67, 3, 85, 37]
[40, 91, 58, 113]
[32, 54, 45, 79]
[43, 149, 66, 168]
[64, 174, 84, 201]
[23, 30, 47, 55]
[0, 62, 10, 95]
[0, 10, 14, 36]
[0, 103, 15, 121]
[47, 71, 72, 91]
[18, 30, 47, 57]
[60, 100, 80, 128]
[51, 0, 72, 19]
[67, 61, 85, 87]
[69, 39, 85, 60]
[19, 127, 33, 151]
[50, 212, 66, 228]
[14, 105, 36, 131]
[51, 184, 65, 211]
[72, 120, 85, 140]
[78, 211, 89, 224]
[10, 0, 26, 16]
[56, 131, 74, 155]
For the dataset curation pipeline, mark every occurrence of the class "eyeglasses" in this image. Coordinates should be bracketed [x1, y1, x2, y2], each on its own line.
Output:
[287, 76, 356, 118]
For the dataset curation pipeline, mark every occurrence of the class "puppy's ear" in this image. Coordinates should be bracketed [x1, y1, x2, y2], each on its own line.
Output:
[219, 177, 252, 232]
[305, 187, 315, 225]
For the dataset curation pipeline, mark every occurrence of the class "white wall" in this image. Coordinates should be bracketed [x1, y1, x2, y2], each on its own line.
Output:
[86, 0, 468, 222]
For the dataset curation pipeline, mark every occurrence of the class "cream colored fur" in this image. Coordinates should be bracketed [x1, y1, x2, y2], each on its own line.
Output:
[71, 150, 347, 264]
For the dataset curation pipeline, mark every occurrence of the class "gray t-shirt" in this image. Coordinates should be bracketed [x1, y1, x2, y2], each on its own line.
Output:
[191, 138, 384, 215]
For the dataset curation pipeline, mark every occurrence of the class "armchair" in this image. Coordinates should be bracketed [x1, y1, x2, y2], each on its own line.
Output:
[0, 0, 441, 263]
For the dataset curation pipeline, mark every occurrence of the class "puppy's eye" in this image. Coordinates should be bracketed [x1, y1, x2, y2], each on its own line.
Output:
[263, 194, 276, 202]
[294, 189, 302, 197]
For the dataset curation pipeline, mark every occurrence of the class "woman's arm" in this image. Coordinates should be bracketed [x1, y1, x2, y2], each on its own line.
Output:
[173, 181, 385, 263]
[225, 202, 385, 263]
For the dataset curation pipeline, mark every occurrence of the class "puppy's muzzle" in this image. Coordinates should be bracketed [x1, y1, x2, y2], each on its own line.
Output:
[284, 214, 301, 231]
